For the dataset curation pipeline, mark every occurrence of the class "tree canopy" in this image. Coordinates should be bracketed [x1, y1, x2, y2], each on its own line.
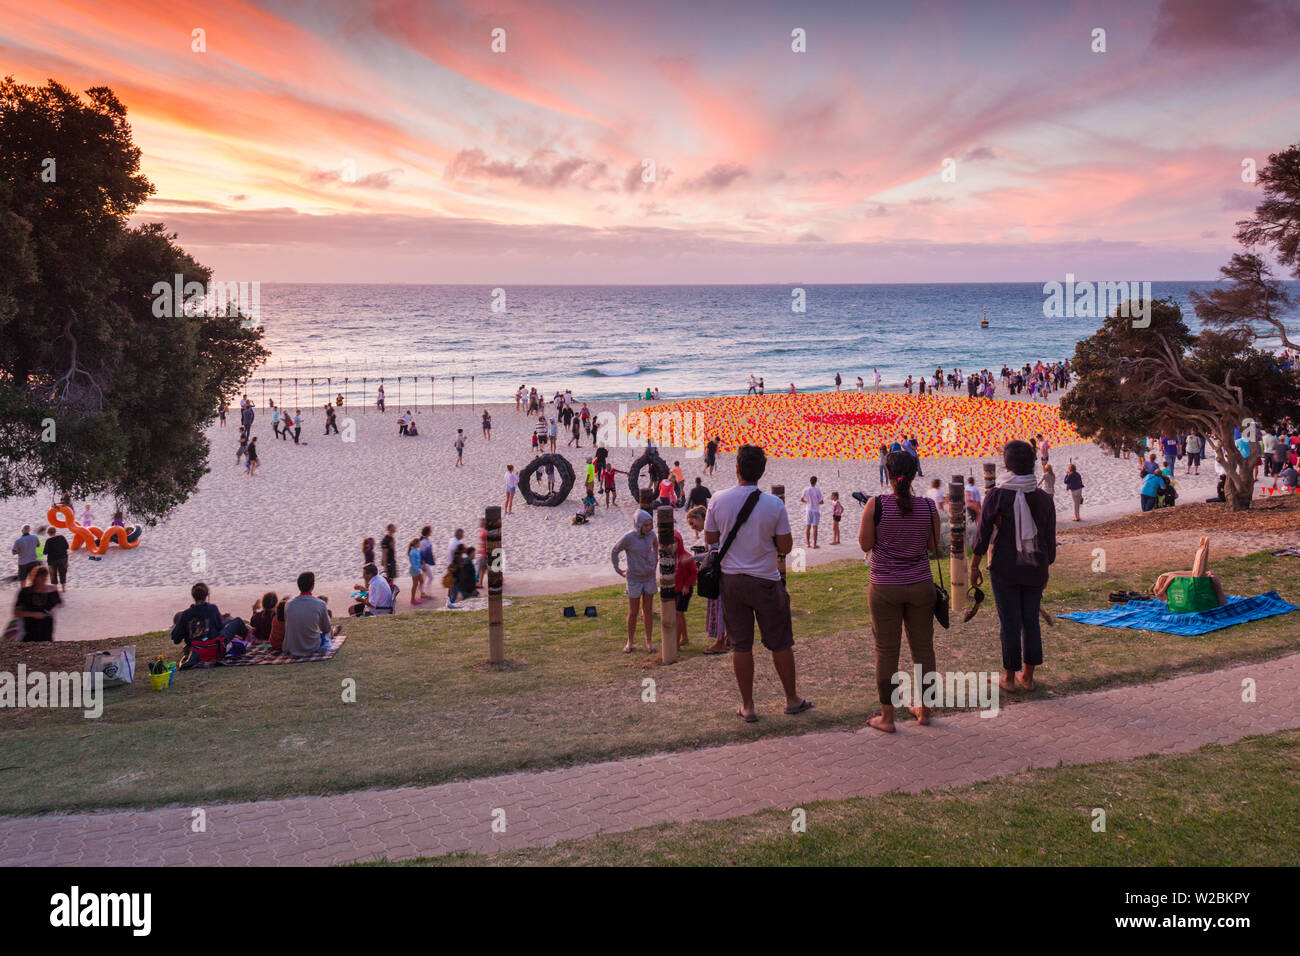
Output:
[0, 77, 266, 522]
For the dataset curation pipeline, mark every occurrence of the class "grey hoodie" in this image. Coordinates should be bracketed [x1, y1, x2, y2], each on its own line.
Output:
[611, 509, 657, 581]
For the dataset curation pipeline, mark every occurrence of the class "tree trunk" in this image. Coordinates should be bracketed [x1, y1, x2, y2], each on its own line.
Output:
[1215, 424, 1257, 512]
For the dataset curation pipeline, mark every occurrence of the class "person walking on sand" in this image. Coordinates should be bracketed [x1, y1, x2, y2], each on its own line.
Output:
[455, 429, 466, 467]
[835, 372, 842, 391]
[1063, 462, 1084, 521]
[1184, 431, 1203, 475]
[858, 450, 940, 733]
[611, 510, 658, 653]
[236, 428, 248, 465]
[419, 526, 436, 595]
[601, 461, 623, 508]
[970, 440, 1057, 695]
[12, 525, 39, 584]
[704, 435, 719, 476]
[547, 416, 559, 452]
[271, 401, 281, 439]
[246, 436, 260, 476]
[505, 465, 519, 514]
[324, 402, 339, 435]
[873, 368, 881, 392]
[482, 409, 492, 441]
[376, 385, 385, 413]
[381, 523, 398, 581]
[705, 444, 812, 722]
[292, 409, 303, 444]
[44, 526, 69, 592]
[801, 476, 824, 548]
[407, 537, 424, 605]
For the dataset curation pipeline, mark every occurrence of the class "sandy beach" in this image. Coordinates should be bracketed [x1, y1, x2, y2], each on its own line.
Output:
[1, 387, 1239, 640]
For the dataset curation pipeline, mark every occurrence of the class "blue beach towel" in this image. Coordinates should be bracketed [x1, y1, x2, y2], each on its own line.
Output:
[1059, 591, 1297, 636]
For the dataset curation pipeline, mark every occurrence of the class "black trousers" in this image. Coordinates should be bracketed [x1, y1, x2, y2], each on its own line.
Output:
[48, 560, 67, 586]
[991, 576, 1044, 672]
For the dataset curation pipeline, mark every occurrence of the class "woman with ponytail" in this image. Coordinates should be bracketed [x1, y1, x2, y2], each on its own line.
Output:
[858, 450, 941, 733]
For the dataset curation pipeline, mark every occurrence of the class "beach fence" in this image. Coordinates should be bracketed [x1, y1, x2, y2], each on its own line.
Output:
[242, 360, 480, 413]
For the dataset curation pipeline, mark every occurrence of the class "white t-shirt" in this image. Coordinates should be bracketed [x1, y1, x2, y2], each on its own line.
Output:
[505, 472, 519, 493]
[965, 484, 982, 504]
[446, 536, 463, 566]
[925, 488, 945, 513]
[367, 575, 394, 613]
[705, 484, 791, 582]
[801, 485, 824, 513]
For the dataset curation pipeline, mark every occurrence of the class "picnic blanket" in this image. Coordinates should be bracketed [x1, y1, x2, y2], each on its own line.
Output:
[1059, 592, 1297, 636]
[188, 634, 347, 668]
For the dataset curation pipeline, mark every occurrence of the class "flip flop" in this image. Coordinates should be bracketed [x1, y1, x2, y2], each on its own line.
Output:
[784, 698, 814, 715]
[736, 708, 759, 723]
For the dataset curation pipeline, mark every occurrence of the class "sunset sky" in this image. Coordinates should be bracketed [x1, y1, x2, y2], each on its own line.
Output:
[2, 0, 1298, 283]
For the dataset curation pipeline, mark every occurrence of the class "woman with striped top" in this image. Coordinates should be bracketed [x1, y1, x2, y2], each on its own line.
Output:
[858, 450, 940, 733]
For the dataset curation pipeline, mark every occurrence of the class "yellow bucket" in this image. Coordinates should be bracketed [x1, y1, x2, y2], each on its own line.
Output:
[149, 670, 170, 691]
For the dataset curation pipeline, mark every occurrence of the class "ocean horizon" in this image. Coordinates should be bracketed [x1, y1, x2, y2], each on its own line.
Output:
[246, 281, 1299, 406]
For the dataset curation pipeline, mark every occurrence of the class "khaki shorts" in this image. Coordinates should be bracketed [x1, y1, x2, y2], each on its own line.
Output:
[720, 573, 794, 653]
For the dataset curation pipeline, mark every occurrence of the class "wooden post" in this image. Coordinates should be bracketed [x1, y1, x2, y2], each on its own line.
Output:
[657, 505, 677, 664]
[638, 486, 655, 512]
[486, 506, 504, 664]
[948, 475, 966, 617]
[771, 484, 787, 581]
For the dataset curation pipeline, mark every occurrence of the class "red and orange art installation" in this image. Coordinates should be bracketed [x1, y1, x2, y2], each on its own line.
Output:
[46, 504, 143, 555]
[621, 392, 1084, 461]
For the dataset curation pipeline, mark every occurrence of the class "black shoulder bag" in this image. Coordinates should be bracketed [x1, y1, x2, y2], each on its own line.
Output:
[872, 495, 948, 628]
[696, 489, 762, 600]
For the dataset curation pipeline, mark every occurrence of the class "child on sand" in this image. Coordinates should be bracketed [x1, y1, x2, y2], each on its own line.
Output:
[408, 538, 423, 605]
[505, 465, 518, 514]
[830, 492, 843, 544]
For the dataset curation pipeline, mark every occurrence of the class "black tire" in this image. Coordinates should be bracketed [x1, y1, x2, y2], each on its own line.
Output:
[628, 448, 669, 503]
[519, 454, 576, 507]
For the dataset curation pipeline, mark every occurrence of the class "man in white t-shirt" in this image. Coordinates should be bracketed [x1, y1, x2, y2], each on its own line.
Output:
[705, 444, 812, 723]
[363, 564, 393, 615]
[800, 476, 824, 549]
[446, 529, 464, 567]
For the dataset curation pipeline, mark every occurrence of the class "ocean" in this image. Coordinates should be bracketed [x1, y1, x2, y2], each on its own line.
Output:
[245, 281, 1288, 406]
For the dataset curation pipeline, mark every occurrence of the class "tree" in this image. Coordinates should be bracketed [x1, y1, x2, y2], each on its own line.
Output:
[1236, 143, 1300, 281]
[1190, 252, 1295, 352]
[1061, 298, 1298, 511]
[0, 77, 267, 522]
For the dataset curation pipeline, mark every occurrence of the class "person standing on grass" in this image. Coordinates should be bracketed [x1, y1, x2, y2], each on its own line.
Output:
[970, 441, 1057, 695]
[44, 526, 69, 592]
[1063, 463, 1084, 521]
[673, 528, 699, 648]
[505, 465, 519, 514]
[858, 450, 940, 733]
[705, 444, 812, 722]
[687, 506, 728, 655]
[611, 509, 658, 653]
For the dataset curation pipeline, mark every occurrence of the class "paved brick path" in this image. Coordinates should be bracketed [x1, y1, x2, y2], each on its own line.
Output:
[3, 654, 1297, 865]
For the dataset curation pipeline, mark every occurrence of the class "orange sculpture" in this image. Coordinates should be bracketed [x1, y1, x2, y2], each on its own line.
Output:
[46, 504, 142, 555]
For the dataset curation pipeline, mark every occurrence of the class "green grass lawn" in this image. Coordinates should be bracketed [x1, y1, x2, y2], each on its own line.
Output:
[400, 730, 1300, 866]
[2, 550, 1297, 815]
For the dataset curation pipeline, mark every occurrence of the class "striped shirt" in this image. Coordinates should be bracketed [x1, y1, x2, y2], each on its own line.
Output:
[869, 494, 936, 586]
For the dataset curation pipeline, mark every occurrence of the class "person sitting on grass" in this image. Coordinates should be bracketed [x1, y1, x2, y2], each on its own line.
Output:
[283, 571, 334, 658]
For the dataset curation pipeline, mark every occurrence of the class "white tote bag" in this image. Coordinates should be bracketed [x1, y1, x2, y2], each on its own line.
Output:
[84, 645, 136, 687]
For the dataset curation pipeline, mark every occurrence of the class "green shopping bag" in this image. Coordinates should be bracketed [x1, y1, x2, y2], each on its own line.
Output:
[1165, 576, 1218, 614]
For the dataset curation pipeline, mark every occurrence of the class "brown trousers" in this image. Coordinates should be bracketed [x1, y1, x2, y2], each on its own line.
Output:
[868, 580, 937, 708]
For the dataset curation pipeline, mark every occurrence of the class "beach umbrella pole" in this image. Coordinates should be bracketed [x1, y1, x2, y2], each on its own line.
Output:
[486, 505, 504, 665]
[657, 505, 677, 664]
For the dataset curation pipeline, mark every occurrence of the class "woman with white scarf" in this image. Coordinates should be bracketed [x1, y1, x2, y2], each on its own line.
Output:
[969, 441, 1057, 693]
